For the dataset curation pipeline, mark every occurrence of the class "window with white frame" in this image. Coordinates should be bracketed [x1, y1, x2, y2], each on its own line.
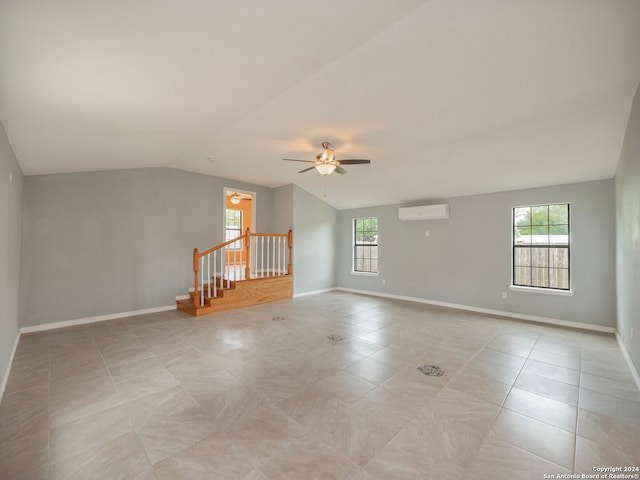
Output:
[225, 209, 242, 248]
[512, 203, 570, 290]
[353, 217, 378, 274]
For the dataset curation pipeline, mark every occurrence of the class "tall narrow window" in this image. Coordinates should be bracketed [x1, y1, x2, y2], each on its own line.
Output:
[353, 217, 378, 274]
[225, 209, 242, 248]
[513, 203, 570, 290]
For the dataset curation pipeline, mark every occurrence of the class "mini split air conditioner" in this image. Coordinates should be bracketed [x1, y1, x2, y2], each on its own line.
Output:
[398, 204, 449, 221]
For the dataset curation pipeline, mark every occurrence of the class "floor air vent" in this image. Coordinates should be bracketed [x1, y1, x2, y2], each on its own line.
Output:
[326, 334, 346, 342]
[417, 365, 445, 377]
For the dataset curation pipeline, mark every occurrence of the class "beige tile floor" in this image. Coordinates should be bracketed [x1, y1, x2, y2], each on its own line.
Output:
[1, 292, 639, 479]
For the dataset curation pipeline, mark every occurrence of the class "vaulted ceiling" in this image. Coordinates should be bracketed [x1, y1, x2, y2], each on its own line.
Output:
[1, 1, 639, 209]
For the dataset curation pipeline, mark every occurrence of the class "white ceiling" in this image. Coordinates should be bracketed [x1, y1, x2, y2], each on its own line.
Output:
[1, 1, 639, 210]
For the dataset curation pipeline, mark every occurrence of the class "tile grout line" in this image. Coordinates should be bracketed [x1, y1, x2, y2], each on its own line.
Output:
[493, 334, 580, 472]
[47, 332, 51, 477]
[92, 328, 157, 473]
[459, 332, 526, 477]
[572, 352, 582, 474]
[498, 334, 539, 412]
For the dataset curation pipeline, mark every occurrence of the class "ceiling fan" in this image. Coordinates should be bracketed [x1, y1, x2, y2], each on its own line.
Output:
[283, 142, 371, 175]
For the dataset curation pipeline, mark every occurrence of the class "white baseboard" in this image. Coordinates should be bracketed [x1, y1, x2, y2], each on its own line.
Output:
[337, 287, 615, 334]
[293, 287, 337, 298]
[615, 332, 640, 391]
[20, 304, 178, 334]
[0, 331, 21, 404]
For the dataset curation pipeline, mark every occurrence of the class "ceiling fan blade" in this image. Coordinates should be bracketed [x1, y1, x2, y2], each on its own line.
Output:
[298, 167, 316, 173]
[283, 158, 314, 163]
[336, 159, 371, 165]
[335, 166, 348, 175]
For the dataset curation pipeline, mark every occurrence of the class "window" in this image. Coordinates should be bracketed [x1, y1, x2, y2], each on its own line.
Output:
[512, 203, 570, 290]
[353, 217, 378, 274]
[225, 209, 242, 248]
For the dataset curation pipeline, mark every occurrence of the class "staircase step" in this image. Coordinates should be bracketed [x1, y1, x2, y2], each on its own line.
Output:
[177, 275, 293, 317]
[190, 279, 237, 301]
[176, 299, 197, 316]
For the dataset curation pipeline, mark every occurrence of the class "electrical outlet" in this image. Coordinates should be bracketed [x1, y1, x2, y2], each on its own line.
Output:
[425, 231, 430, 237]
[502, 292, 507, 299]
[382, 279, 386, 285]
[631, 327, 634, 340]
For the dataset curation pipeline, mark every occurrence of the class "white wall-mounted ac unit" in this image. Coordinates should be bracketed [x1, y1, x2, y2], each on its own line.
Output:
[398, 204, 449, 221]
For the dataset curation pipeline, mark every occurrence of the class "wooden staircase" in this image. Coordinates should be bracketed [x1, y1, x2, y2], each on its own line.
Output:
[176, 229, 293, 316]
[177, 275, 292, 316]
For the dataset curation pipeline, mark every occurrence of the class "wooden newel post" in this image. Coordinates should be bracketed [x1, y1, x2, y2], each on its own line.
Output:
[287, 230, 293, 275]
[193, 248, 200, 306]
[244, 227, 251, 280]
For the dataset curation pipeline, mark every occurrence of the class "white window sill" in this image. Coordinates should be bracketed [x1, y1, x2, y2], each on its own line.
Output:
[351, 271, 379, 277]
[509, 285, 574, 297]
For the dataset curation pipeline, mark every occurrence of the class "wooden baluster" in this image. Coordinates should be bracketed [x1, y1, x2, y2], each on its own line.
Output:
[213, 251, 217, 298]
[228, 244, 232, 288]
[207, 253, 211, 299]
[280, 236, 284, 275]
[270, 236, 274, 276]
[244, 228, 250, 280]
[287, 230, 292, 275]
[193, 248, 200, 307]
[265, 236, 268, 276]
[200, 257, 205, 306]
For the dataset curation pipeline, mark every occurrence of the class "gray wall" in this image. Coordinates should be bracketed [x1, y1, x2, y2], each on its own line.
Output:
[19, 168, 273, 326]
[615, 82, 640, 374]
[0, 122, 23, 387]
[292, 185, 338, 294]
[272, 184, 293, 233]
[338, 180, 615, 328]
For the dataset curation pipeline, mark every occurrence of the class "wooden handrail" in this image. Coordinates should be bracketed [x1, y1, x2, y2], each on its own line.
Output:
[197, 234, 246, 258]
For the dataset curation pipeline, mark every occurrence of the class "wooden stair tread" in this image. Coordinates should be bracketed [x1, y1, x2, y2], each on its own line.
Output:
[177, 275, 293, 317]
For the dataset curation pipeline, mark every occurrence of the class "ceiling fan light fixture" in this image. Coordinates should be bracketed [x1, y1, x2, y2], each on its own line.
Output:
[320, 147, 335, 162]
[315, 162, 337, 176]
[283, 141, 370, 176]
[230, 193, 241, 204]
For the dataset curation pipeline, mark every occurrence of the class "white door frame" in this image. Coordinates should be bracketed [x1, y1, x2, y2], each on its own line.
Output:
[223, 187, 257, 240]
